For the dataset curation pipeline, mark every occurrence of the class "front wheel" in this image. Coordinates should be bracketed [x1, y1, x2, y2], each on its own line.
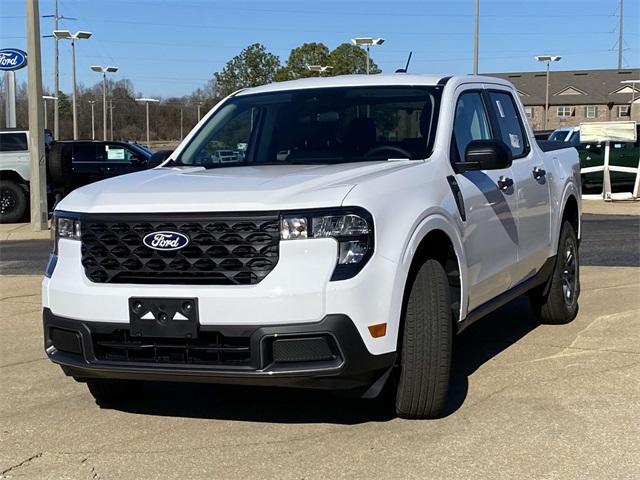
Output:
[530, 221, 580, 324]
[394, 259, 453, 419]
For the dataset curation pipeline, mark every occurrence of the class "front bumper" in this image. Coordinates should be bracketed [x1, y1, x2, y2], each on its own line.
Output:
[43, 308, 395, 393]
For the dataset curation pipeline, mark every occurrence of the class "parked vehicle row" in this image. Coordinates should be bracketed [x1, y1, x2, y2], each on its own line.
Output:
[44, 74, 582, 419]
[545, 124, 639, 191]
[0, 131, 165, 223]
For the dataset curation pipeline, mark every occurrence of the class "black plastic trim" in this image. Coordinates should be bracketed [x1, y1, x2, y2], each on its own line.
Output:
[43, 309, 395, 392]
[457, 255, 556, 333]
[446, 175, 466, 221]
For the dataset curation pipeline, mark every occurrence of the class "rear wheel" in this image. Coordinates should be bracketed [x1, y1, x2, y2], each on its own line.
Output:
[530, 221, 580, 324]
[86, 379, 144, 407]
[394, 259, 453, 419]
[0, 179, 27, 224]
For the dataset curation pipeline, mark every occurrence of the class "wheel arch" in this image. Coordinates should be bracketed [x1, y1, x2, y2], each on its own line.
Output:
[396, 214, 468, 332]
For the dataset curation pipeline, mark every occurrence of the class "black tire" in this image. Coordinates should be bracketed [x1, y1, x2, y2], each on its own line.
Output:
[47, 144, 72, 187]
[86, 379, 143, 407]
[0, 179, 28, 224]
[395, 259, 453, 419]
[530, 221, 580, 324]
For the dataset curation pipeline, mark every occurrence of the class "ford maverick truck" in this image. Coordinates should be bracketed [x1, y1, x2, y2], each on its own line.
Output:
[43, 74, 581, 419]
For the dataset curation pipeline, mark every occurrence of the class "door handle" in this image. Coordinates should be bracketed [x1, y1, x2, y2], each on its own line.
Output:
[533, 166, 546, 180]
[497, 176, 514, 191]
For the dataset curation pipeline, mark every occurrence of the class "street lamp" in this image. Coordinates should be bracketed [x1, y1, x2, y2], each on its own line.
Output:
[53, 30, 92, 140]
[42, 95, 57, 130]
[351, 37, 384, 75]
[306, 65, 333, 76]
[535, 55, 562, 130]
[91, 65, 118, 141]
[135, 97, 160, 147]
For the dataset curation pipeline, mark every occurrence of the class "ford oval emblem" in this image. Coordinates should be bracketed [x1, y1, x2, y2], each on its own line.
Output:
[142, 231, 190, 251]
[0, 49, 28, 71]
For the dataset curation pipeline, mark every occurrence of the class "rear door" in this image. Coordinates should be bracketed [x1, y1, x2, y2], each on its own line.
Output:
[451, 87, 519, 311]
[71, 142, 101, 187]
[486, 88, 551, 284]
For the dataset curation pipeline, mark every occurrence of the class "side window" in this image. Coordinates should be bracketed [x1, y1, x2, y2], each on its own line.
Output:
[488, 91, 527, 158]
[104, 143, 133, 161]
[453, 92, 493, 162]
[72, 143, 98, 161]
[0, 132, 28, 152]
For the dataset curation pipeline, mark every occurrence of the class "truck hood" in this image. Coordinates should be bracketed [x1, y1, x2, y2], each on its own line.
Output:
[57, 161, 418, 213]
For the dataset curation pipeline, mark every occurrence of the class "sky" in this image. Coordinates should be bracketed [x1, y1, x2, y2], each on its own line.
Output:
[1, 0, 639, 98]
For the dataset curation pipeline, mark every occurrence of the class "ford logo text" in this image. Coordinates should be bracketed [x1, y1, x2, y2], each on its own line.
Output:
[142, 231, 190, 251]
[0, 49, 28, 71]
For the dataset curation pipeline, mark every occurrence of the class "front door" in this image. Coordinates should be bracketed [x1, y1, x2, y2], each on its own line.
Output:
[485, 89, 551, 284]
[451, 88, 519, 311]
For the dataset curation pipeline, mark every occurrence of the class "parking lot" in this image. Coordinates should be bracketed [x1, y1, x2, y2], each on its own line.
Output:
[1, 201, 639, 480]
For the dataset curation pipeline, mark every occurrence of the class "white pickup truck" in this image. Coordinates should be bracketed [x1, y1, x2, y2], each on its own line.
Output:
[43, 74, 581, 419]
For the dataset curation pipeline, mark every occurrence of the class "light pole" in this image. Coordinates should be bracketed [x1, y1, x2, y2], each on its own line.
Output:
[306, 65, 333, 77]
[197, 101, 203, 122]
[351, 37, 384, 74]
[90, 65, 118, 141]
[88, 100, 96, 140]
[53, 30, 92, 140]
[42, 95, 57, 130]
[135, 97, 159, 147]
[473, 0, 479, 74]
[535, 55, 562, 130]
[109, 100, 115, 140]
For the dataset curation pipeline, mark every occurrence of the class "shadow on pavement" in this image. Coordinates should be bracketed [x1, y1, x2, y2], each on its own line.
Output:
[99, 295, 541, 424]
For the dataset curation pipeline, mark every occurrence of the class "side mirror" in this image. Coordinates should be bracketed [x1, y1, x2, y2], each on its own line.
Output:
[455, 140, 513, 172]
[149, 149, 173, 166]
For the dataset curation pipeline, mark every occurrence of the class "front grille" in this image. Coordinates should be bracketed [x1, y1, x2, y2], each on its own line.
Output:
[80, 213, 280, 285]
[92, 329, 251, 366]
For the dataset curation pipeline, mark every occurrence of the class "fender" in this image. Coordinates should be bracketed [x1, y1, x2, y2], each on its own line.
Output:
[1, 165, 30, 184]
[387, 212, 469, 327]
[551, 182, 581, 255]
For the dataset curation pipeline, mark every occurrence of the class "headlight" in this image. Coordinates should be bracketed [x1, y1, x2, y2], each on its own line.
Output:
[280, 208, 374, 280]
[51, 214, 81, 254]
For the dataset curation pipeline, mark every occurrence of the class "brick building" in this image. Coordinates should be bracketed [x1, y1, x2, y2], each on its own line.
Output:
[489, 68, 639, 131]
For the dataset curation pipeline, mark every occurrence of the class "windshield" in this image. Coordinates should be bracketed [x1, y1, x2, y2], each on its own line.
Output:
[175, 86, 442, 168]
[548, 130, 571, 142]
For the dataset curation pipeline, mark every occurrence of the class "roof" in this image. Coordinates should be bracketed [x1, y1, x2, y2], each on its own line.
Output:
[488, 68, 640, 106]
[236, 73, 511, 96]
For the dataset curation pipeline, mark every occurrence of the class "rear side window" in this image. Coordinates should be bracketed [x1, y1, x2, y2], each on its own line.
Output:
[488, 92, 527, 158]
[73, 143, 98, 161]
[0, 132, 28, 152]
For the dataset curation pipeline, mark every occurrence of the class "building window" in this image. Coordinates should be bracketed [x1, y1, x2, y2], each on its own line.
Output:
[585, 106, 598, 118]
[557, 106, 573, 117]
[618, 105, 630, 117]
[524, 107, 533, 119]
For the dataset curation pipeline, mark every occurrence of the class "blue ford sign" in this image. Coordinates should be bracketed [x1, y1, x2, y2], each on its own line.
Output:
[143, 231, 190, 251]
[0, 49, 27, 71]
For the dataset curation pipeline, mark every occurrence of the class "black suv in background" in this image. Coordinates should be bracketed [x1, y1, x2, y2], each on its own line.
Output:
[48, 140, 157, 190]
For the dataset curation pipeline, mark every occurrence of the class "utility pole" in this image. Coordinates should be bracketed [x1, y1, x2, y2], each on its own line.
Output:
[53, 0, 59, 139]
[618, 0, 624, 69]
[26, 0, 48, 230]
[89, 100, 95, 140]
[197, 102, 203, 122]
[180, 107, 183, 139]
[473, 0, 479, 74]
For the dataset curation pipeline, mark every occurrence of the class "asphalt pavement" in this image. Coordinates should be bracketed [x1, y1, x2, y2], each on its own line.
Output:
[0, 208, 638, 479]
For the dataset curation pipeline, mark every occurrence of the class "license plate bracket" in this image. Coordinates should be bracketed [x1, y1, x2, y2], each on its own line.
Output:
[129, 297, 198, 338]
